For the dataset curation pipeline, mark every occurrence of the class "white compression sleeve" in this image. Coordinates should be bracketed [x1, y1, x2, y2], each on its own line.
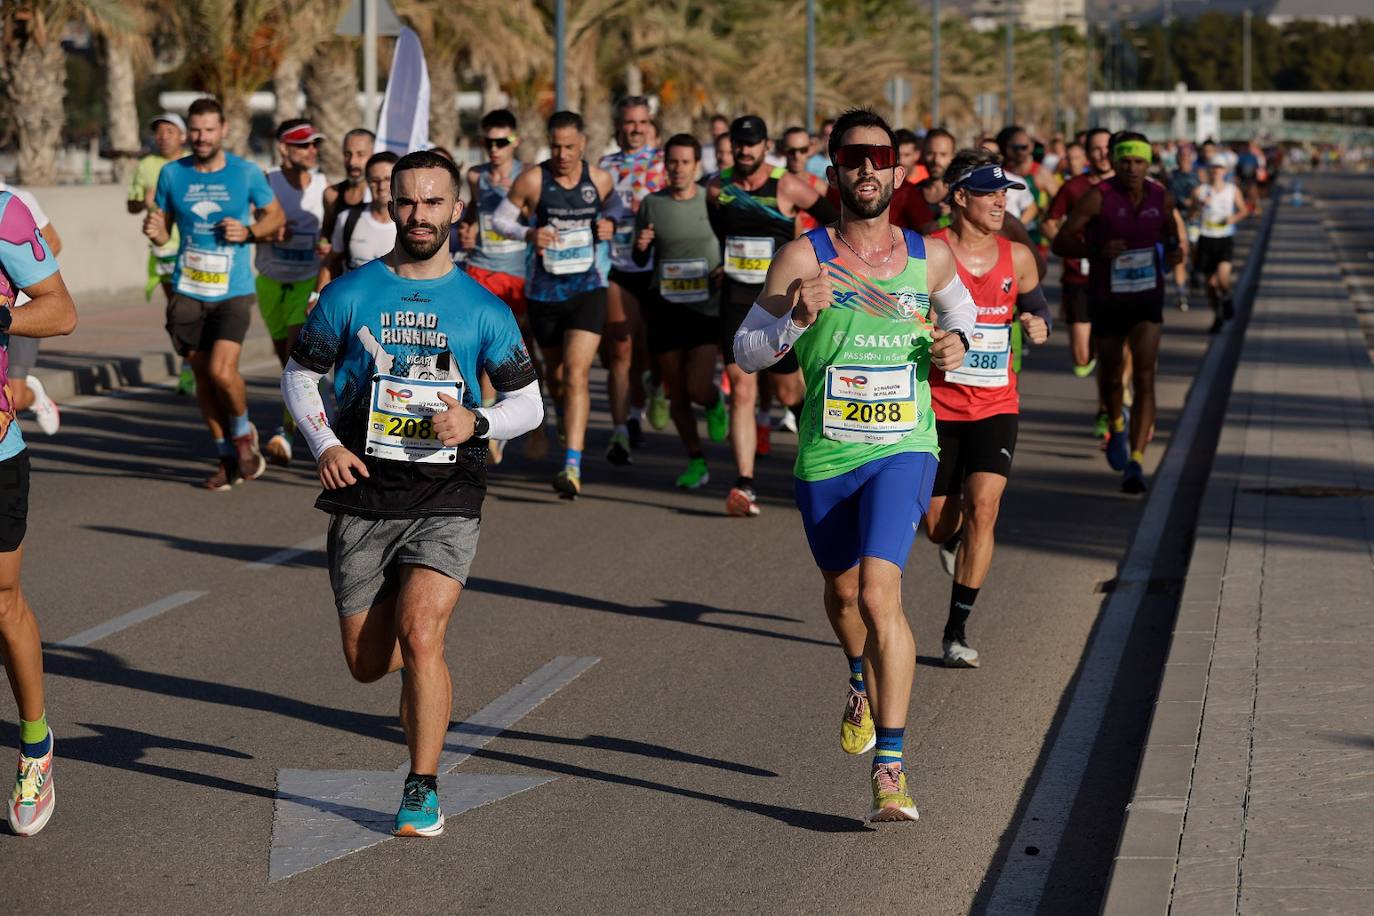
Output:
[477, 379, 544, 442]
[732, 302, 807, 374]
[930, 273, 977, 339]
[491, 198, 527, 241]
[281, 358, 342, 460]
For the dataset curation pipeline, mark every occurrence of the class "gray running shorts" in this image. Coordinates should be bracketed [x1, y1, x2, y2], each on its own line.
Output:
[326, 512, 480, 617]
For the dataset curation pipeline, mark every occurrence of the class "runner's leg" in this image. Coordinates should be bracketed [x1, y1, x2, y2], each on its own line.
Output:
[560, 329, 602, 456]
[1127, 321, 1162, 458]
[0, 548, 43, 722]
[658, 348, 699, 455]
[953, 472, 1008, 588]
[394, 564, 460, 775]
[856, 557, 912, 730]
[602, 282, 634, 445]
[338, 592, 402, 684]
[726, 364, 757, 479]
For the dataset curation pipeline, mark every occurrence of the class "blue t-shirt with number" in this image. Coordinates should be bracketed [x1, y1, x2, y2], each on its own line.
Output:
[154, 153, 274, 301]
[292, 259, 536, 519]
[0, 191, 59, 461]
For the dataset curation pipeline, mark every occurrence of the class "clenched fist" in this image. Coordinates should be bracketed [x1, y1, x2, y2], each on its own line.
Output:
[1018, 311, 1048, 344]
[930, 328, 969, 372]
[790, 267, 833, 328]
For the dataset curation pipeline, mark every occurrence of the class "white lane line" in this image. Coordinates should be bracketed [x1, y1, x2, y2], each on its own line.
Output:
[243, 534, 327, 571]
[53, 590, 208, 649]
[982, 211, 1279, 912]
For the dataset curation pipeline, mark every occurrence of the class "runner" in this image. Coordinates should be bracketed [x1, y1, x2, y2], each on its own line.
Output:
[895, 128, 955, 232]
[1, 189, 78, 836]
[127, 113, 194, 395]
[1052, 131, 1183, 494]
[1168, 144, 1201, 312]
[491, 110, 614, 499]
[895, 129, 929, 186]
[314, 152, 398, 290]
[280, 150, 541, 838]
[784, 125, 829, 235]
[319, 128, 375, 248]
[732, 108, 974, 820]
[0, 181, 61, 436]
[1191, 156, 1247, 333]
[598, 97, 667, 462]
[995, 126, 1046, 237]
[1059, 141, 1087, 179]
[255, 119, 328, 466]
[144, 96, 285, 489]
[921, 149, 1051, 668]
[707, 114, 837, 517]
[707, 133, 734, 184]
[631, 133, 729, 489]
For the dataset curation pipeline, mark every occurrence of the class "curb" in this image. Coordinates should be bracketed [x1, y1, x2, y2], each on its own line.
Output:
[1099, 191, 1283, 915]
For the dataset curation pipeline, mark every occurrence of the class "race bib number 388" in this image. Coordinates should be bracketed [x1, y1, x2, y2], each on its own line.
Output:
[822, 363, 919, 444]
[365, 373, 463, 463]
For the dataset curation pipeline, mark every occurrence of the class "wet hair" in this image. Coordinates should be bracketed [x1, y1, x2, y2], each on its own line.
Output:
[665, 133, 701, 160]
[548, 110, 585, 135]
[827, 108, 897, 162]
[391, 149, 462, 197]
[480, 109, 517, 132]
[187, 97, 224, 121]
[944, 148, 1001, 193]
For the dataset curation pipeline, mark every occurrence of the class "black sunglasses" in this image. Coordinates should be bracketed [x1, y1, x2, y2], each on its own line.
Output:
[785, 146, 810, 155]
[483, 137, 514, 149]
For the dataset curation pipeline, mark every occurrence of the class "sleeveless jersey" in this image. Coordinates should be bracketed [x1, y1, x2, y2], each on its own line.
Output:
[927, 230, 1020, 421]
[714, 166, 794, 290]
[793, 227, 936, 482]
[527, 161, 610, 302]
[256, 169, 326, 282]
[1197, 183, 1241, 239]
[599, 146, 665, 273]
[1088, 176, 1167, 309]
[467, 161, 526, 277]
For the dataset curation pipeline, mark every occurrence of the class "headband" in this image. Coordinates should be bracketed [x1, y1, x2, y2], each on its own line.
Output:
[1113, 140, 1153, 162]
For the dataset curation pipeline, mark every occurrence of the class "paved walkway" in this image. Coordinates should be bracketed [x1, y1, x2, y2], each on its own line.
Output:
[1103, 176, 1374, 914]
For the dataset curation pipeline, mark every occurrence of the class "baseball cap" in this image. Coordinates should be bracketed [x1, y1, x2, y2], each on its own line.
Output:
[729, 116, 768, 145]
[149, 113, 186, 133]
[278, 122, 325, 145]
[951, 164, 1027, 193]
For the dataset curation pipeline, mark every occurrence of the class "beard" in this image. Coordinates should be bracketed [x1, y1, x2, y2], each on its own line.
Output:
[838, 179, 894, 219]
[398, 221, 450, 260]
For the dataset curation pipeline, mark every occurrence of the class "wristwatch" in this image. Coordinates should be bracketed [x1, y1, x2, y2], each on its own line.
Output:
[951, 329, 970, 353]
[472, 411, 491, 439]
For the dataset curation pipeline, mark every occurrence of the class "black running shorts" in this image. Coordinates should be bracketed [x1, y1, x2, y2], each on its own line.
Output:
[932, 413, 1019, 498]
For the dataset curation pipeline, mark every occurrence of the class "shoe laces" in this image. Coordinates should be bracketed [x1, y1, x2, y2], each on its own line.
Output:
[401, 780, 431, 812]
[873, 762, 903, 795]
[844, 689, 869, 726]
[15, 759, 43, 802]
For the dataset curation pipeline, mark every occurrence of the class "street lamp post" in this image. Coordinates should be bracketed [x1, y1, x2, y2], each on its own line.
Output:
[806, 0, 816, 131]
[1005, 1, 1015, 125]
[555, 0, 567, 111]
[363, 0, 379, 128]
[1243, 9, 1253, 131]
[932, 0, 941, 127]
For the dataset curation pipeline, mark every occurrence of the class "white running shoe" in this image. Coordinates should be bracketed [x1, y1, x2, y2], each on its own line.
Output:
[938, 535, 959, 577]
[777, 407, 797, 433]
[24, 376, 59, 436]
[942, 639, 981, 668]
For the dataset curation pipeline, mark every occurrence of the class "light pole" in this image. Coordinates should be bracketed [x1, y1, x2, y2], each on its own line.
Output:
[932, 0, 941, 127]
[1004, 0, 1015, 125]
[1052, 0, 1061, 135]
[806, 0, 816, 131]
[555, 0, 567, 111]
[363, 0, 379, 128]
[1243, 8, 1252, 131]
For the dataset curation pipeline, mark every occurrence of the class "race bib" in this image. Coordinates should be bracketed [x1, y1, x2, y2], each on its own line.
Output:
[269, 232, 318, 274]
[822, 363, 919, 444]
[176, 246, 232, 298]
[611, 219, 636, 262]
[1110, 248, 1156, 294]
[542, 225, 594, 275]
[480, 211, 524, 255]
[364, 373, 463, 464]
[724, 236, 773, 284]
[1203, 219, 1228, 232]
[944, 324, 1011, 388]
[659, 258, 709, 304]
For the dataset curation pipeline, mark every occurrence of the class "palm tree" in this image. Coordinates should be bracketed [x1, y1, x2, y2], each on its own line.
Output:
[273, 0, 348, 128]
[304, 35, 361, 180]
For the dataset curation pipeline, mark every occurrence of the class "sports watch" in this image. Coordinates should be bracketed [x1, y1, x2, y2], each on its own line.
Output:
[951, 329, 970, 353]
[472, 411, 491, 439]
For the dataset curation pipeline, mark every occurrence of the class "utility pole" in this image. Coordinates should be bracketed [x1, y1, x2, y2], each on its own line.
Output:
[1052, 0, 1061, 135]
[363, 0, 378, 127]
[1085, 1, 1094, 126]
[555, 0, 567, 111]
[932, 0, 941, 127]
[1243, 8, 1253, 131]
[806, 0, 816, 131]
[1005, 0, 1015, 125]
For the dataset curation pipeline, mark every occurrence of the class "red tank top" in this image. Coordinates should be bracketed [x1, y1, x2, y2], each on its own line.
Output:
[928, 229, 1020, 421]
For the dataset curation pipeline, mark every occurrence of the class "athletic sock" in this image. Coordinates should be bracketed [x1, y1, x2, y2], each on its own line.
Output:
[735, 475, 754, 491]
[612, 423, 628, 438]
[19, 714, 50, 758]
[1112, 416, 1126, 433]
[216, 438, 235, 458]
[564, 448, 582, 471]
[873, 727, 904, 770]
[755, 408, 770, 426]
[1130, 449, 1145, 464]
[945, 582, 979, 643]
[405, 772, 438, 794]
[230, 412, 252, 438]
[847, 657, 865, 694]
[629, 407, 643, 423]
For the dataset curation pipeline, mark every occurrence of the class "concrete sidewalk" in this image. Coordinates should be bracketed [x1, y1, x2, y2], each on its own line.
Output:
[1103, 177, 1374, 914]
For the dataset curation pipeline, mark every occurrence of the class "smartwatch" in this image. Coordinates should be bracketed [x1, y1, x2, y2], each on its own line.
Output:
[951, 329, 970, 353]
[472, 411, 491, 439]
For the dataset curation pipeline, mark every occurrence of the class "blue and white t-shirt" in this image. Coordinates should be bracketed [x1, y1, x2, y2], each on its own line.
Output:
[291, 259, 536, 519]
[0, 191, 59, 461]
[154, 153, 274, 301]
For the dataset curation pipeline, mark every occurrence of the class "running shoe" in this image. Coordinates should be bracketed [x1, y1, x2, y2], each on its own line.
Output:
[939, 533, 960, 577]
[1122, 460, 1148, 495]
[646, 376, 670, 431]
[868, 763, 919, 823]
[606, 432, 632, 466]
[553, 466, 581, 500]
[777, 407, 798, 434]
[1106, 429, 1130, 471]
[24, 376, 59, 436]
[755, 423, 772, 458]
[1177, 296, 1189, 313]
[204, 457, 243, 492]
[487, 439, 505, 465]
[627, 416, 645, 449]
[393, 777, 444, 837]
[841, 687, 876, 755]
[725, 485, 760, 518]
[233, 424, 267, 480]
[1073, 358, 1098, 379]
[523, 427, 550, 461]
[705, 396, 728, 443]
[8, 732, 54, 837]
[176, 366, 196, 396]
[675, 457, 709, 490]
[264, 430, 293, 467]
[1093, 410, 1110, 441]
[942, 639, 981, 668]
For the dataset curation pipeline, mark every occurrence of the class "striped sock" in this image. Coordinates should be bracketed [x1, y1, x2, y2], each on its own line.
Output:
[20, 714, 50, 758]
[564, 448, 582, 471]
[847, 656, 865, 694]
[873, 726, 904, 770]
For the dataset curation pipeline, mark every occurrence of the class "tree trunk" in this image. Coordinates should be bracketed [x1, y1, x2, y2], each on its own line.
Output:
[103, 39, 140, 185]
[274, 53, 305, 123]
[305, 38, 362, 182]
[429, 57, 459, 151]
[223, 94, 252, 156]
[3, 37, 66, 185]
[479, 67, 504, 115]
[624, 61, 642, 97]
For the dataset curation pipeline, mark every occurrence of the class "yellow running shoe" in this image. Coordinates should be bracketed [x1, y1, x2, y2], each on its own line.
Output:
[868, 762, 919, 823]
[840, 687, 875, 755]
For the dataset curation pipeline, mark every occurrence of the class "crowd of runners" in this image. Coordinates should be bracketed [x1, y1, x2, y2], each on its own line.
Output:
[0, 93, 1271, 836]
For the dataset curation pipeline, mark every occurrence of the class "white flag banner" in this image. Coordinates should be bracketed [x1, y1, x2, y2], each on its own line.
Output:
[375, 27, 430, 155]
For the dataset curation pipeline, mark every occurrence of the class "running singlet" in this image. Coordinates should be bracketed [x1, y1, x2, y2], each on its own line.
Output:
[330, 208, 396, 271]
[1046, 173, 1098, 286]
[792, 227, 936, 482]
[635, 189, 720, 316]
[1087, 177, 1167, 308]
[291, 259, 537, 520]
[0, 192, 58, 461]
[526, 161, 610, 302]
[927, 231, 1020, 421]
[466, 162, 525, 277]
[1197, 184, 1242, 239]
[155, 153, 274, 301]
[255, 170, 326, 282]
[713, 166, 794, 292]
[599, 147, 665, 273]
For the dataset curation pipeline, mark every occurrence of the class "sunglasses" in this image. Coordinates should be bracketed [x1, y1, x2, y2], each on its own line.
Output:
[1010, 144, 1031, 152]
[483, 136, 516, 149]
[832, 144, 897, 170]
[785, 146, 811, 155]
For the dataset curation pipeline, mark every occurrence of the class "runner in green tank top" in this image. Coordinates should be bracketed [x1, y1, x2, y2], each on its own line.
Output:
[733, 109, 977, 823]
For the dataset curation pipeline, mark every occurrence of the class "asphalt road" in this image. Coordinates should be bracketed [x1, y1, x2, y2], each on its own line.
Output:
[1, 224, 1259, 913]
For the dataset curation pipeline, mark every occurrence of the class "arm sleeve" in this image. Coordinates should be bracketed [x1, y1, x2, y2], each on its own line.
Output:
[930, 273, 976, 339]
[477, 379, 543, 441]
[732, 302, 807, 374]
[281, 358, 343, 459]
[1016, 286, 1053, 336]
[491, 197, 526, 240]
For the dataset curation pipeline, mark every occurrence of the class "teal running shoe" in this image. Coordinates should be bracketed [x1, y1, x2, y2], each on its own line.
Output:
[706, 395, 728, 443]
[675, 457, 709, 490]
[393, 777, 444, 837]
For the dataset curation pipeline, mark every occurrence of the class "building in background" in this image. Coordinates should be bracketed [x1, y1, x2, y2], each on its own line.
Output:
[968, 0, 1086, 33]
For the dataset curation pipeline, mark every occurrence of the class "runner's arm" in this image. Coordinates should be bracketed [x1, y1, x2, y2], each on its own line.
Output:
[461, 172, 481, 225]
[1049, 188, 1102, 259]
[477, 379, 543, 441]
[780, 172, 837, 224]
[10, 272, 77, 338]
[1012, 242, 1052, 338]
[492, 169, 537, 241]
[631, 197, 654, 267]
[479, 315, 543, 440]
[925, 239, 976, 340]
[280, 359, 343, 459]
[731, 238, 820, 373]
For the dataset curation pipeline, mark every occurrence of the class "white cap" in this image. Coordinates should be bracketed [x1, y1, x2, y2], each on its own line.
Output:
[149, 112, 186, 133]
